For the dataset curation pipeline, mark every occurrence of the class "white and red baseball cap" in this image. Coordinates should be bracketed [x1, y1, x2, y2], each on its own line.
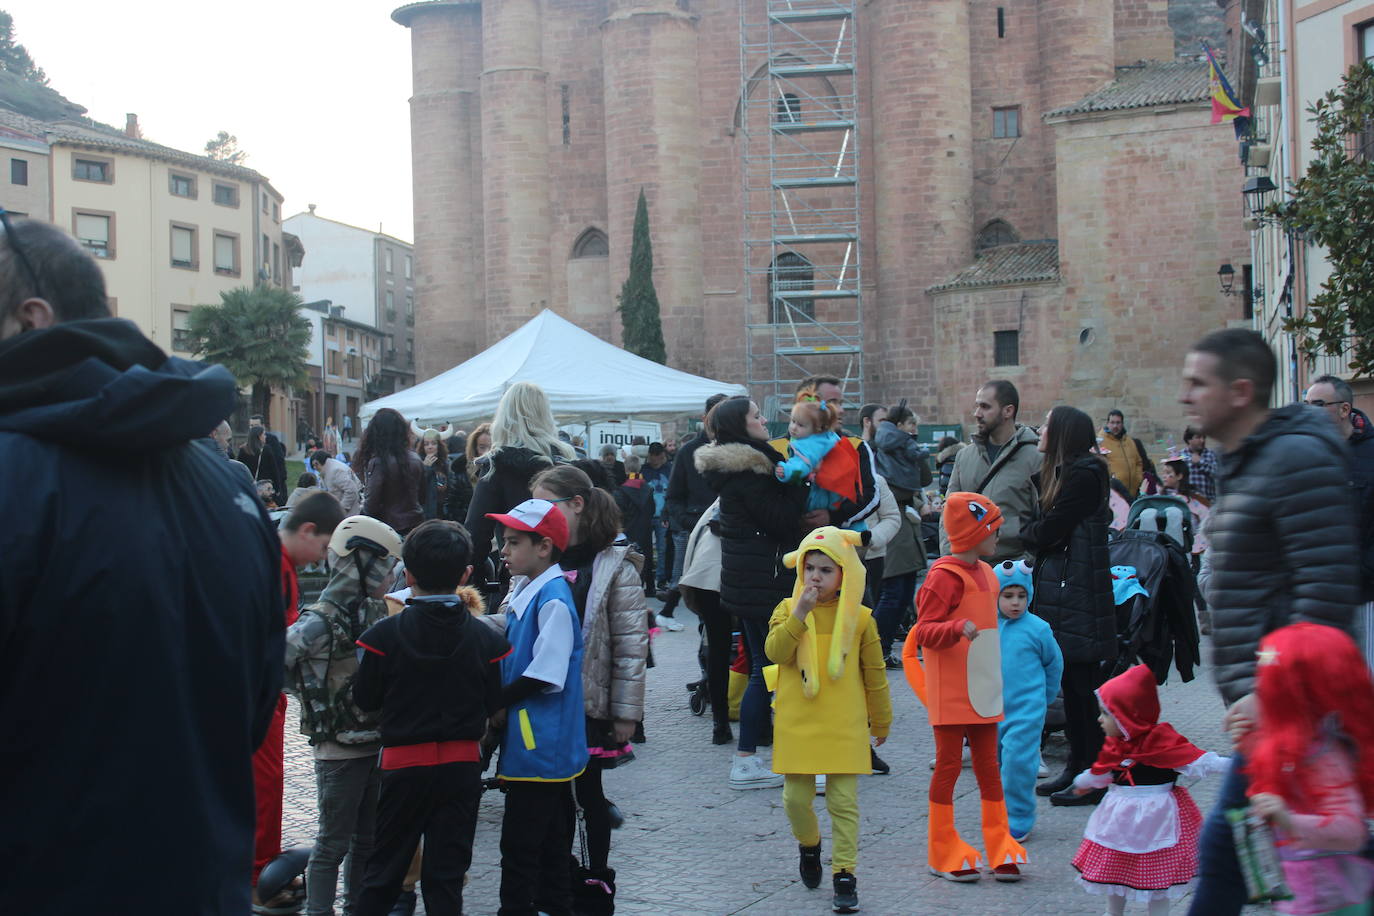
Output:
[486, 498, 570, 551]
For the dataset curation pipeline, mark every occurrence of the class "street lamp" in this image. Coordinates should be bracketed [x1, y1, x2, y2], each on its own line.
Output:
[1242, 176, 1277, 217]
[1217, 263, 1236, 296]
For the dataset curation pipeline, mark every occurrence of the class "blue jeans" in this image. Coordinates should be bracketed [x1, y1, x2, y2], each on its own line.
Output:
[737, 617, 772, 753]
[653, 520, 671, 586]
[670, 528, 689, 585]
[307, 755, 381, 916]
[1187, 750, 1250, 916]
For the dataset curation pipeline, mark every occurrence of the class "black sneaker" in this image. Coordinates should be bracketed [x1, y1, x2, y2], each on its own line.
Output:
[870, 747, 890, 775]
[799, 843, 822, 889]
[884, 653, 902, 670]
[832, 870, 859, 913]
[712, 721, 733, 745]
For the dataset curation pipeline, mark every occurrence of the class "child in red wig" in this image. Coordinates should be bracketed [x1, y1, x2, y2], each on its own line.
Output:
[1069, 664, 1229, 914]
[1247, 623, 1374, 916]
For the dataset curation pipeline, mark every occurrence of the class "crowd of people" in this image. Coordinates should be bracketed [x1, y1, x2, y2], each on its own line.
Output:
[4, 214, 1374, 916]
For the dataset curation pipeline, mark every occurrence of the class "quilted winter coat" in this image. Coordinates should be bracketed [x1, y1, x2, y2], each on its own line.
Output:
[1205, 405, 1357, 704]
[580, 543, 650, 722]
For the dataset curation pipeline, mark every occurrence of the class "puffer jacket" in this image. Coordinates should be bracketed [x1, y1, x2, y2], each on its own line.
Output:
[696, 440, 808, 620]
[1206, 405, 1358, 704]
[872, 421, 931, 493]
[464, 445, 562, 552]
[1348, 408, 1374, 600]
[1022, 456, 1115, 665]
[581, 543, 650, 722]
[941, 424, 1042, 561]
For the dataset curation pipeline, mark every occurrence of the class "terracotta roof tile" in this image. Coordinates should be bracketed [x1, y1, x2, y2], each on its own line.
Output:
[1044, 61, 1213, 118]
[928, 241, 1060, 293]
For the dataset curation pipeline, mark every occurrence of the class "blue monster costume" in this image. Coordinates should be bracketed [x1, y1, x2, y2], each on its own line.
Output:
[993, 560, 1064, 839]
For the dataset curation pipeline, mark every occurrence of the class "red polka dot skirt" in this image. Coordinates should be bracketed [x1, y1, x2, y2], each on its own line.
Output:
[1073, 785, 1202, 896]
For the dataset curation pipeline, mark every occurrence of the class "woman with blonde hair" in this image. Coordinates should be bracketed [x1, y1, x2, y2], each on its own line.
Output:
[464, 382, 575, 553]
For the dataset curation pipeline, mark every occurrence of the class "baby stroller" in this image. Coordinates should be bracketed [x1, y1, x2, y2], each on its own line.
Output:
[686, 626, 742, 716]
[1106, 528, 1200, 683]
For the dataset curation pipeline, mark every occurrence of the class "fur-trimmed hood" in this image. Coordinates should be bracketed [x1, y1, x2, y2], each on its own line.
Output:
[695, 440, 780, 480]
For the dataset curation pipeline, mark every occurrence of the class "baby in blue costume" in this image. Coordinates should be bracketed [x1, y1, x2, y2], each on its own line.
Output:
[776, 398, 866, 533]
[994, 559, 1063, 842]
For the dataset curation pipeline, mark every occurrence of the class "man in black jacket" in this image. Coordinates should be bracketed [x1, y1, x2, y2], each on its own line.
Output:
[1182, 329, 1358, 916]
[0, 219, 283, 914]
[251, 412, 289, 501]
[1305, 374, 1374, 609]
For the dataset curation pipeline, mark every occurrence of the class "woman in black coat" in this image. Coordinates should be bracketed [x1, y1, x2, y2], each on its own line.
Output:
[694, 396, 807, 788]
[1021, 405, 1115, 804]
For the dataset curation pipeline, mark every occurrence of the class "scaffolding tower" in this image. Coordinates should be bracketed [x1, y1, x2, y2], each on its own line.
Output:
[739, 0, 864, 420]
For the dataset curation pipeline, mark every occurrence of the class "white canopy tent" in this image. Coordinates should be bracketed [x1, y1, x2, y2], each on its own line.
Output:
[360, 309, 747, 426]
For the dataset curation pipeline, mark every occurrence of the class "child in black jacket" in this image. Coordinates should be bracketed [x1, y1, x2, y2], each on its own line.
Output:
[352, 520, 510, 916]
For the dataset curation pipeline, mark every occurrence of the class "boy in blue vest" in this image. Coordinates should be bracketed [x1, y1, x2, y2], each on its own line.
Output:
[484, 499, 589, 916]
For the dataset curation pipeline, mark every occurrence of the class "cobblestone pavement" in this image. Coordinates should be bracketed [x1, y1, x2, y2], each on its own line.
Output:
[282, 603, 1230, 915]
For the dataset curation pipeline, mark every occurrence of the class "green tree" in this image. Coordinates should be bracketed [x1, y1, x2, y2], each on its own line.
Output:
[187, 286, 311, 416]
[617, 188, 667, 364]
[204, 130, 248, 164]
[0, 12, 47, 85]
[1270, 60, 1374, 375]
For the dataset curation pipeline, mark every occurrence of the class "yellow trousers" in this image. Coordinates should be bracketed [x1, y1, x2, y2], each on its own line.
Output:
[782, 773, 860, 873]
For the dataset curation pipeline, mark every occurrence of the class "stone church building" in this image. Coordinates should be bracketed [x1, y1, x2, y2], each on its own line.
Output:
[392, 0, 1249, 441]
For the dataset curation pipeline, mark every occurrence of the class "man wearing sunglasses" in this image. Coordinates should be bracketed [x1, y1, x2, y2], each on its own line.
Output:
[0, 216, 284, 914]
[1304, 374, 1374, 663]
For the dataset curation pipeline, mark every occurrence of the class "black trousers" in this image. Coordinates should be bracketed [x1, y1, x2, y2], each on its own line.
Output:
[354, 760, 483, 916]
[1061, 661, 1108, 771]
[572, 766, 612, 872]
[499, 780, 576, 916]
[696, 590, 733, 726]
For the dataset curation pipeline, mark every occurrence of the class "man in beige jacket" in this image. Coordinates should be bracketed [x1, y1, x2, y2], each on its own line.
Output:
[940, 380, 1042, 563]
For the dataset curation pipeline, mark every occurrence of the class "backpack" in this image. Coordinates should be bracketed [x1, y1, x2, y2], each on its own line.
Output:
[1125, 494, 1193, 554]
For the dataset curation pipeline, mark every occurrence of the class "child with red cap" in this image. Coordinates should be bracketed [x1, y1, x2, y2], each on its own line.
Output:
[903, 491, 1028, 882]
[484, 498, 590, 916]
[1069, 664, 1229, 914]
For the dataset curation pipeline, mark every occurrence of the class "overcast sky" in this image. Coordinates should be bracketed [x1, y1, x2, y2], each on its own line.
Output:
[9, 0, 416, 239]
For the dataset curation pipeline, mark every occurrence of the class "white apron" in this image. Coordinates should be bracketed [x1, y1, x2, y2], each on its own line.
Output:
[1084, 782, 1180, 854]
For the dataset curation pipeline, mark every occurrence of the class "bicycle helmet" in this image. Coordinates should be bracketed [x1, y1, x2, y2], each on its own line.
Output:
[328, 515, 403, 560]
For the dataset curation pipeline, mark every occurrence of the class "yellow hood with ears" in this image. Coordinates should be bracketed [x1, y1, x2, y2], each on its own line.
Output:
[784, 526, 868, 697]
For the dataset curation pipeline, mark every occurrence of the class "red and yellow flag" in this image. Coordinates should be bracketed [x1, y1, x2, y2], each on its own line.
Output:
[1204, 42, 1250, 125]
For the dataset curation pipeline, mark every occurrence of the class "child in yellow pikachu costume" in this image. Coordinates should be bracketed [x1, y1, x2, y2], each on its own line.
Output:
[764, 526, 892, 914]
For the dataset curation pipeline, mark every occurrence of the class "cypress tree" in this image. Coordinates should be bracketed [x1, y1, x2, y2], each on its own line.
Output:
[618, 188, 668, 364]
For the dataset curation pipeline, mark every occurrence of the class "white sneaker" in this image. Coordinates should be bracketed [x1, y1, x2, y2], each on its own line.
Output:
[729, 755, 784, 790]
[815, 775, 827, 795]
[928, 744, 975, 770]
[655, 614, 684, 632]
[1037, 757, 1050, 778]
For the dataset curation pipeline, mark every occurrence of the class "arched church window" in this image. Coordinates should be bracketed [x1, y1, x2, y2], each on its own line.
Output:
[769, 252, 814, 323]
[775, 93, 801, 124]
[572, 228, 609, 258]
[975, 220, 1019, 252]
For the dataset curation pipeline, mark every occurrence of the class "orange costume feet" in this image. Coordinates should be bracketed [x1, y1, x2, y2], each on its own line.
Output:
[927, 802, 983, 878]
[981, 798, 1027, 872]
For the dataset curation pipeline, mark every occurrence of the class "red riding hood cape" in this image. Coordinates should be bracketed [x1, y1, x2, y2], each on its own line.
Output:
[1091, 664, 1204, 776]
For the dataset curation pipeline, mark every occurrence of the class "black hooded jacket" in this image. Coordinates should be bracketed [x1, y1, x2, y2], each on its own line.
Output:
[353, 589, 509, 747]
[0, 319, 283, 914]
[464, 445, 562, 552]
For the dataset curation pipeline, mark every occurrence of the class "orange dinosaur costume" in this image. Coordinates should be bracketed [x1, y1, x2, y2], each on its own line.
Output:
[903, 492, 1027, 881]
